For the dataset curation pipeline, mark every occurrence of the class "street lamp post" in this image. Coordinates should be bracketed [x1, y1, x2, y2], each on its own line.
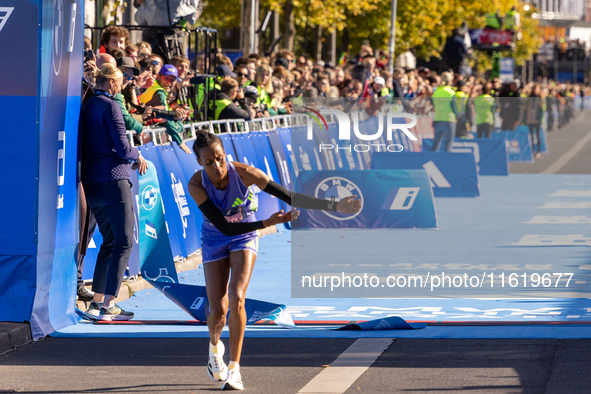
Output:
[388, 0, 398, 74]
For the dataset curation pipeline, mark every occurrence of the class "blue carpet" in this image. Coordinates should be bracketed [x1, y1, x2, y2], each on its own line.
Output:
[54, 174, 591, 339]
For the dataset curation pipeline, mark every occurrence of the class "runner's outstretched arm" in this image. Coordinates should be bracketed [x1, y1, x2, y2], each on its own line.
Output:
[188, 170, 297, 237]
[236, 163, 361, 214]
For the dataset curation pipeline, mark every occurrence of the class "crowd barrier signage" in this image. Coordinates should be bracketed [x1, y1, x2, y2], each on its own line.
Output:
[269, 128, 294, 189]
[422, 138, 509, 176]
[372, 152, 480, 197]
[136, 158, 178, 282]
[295, 169, 437, 229]
[491, 127, 534, 162]
[156, 145, 202, 256]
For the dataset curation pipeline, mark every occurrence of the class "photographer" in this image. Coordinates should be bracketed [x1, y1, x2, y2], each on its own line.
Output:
[243, 85, 267, 118]
[139, 64, 192, 154]
[116, 57, 144, 136]
[214, 79, 253, 121]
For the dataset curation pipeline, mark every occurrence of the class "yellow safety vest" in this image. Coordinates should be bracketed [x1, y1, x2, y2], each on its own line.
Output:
[432, 85, 456, 122]
[140, 80, 169, 110]
[212, 98, 232, 120]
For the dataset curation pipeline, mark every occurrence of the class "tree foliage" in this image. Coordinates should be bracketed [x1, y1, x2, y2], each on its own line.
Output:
[197, 0, 541, 67]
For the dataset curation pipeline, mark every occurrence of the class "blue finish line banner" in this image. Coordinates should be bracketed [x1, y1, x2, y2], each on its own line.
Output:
[295, 170, 437, 229]
[147, 280, 426, 330]
[422, 138, 509, 176]
[372, 152, 480, 197]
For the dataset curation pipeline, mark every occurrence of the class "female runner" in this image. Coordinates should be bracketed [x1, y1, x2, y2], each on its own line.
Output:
[188, 131, 360, 390]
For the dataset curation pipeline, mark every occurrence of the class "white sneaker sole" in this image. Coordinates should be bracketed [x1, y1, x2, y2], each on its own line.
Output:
[207, 361, 228, 382]
[97, 314, 134, 321]
[222, 379, 243, 390]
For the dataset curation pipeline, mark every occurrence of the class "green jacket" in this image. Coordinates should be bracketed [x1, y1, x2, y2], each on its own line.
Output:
[114, 93, 143, 134]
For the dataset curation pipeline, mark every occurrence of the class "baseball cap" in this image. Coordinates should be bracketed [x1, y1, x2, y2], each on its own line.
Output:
[243, 85, 259, 99]
[373, 76, 385, 86]
[216, 64, 236, 78]
[116, 57, 140, 76]
[159, 64, 181, 81]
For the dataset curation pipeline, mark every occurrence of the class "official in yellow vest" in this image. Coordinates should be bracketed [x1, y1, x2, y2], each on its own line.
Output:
[474, 84, 496, 138]
[139, 64, 192, 154]
[212, 79, 252, 121]
[430, 72, 459, 152]
[454, 80, 470, 138]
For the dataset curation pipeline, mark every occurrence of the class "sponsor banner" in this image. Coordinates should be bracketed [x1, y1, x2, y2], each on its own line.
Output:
[140, 145, 183, 259]
[291, 125, 328, 172]
[229, 133, 282, 221]
[156, 145, 201, 257]
[372, 152, 480, 197]
[422, 138, 509, 176]
[470, 28, 513, 46]
[217, 133, 238, 163]
[148, 280, 426, 330]
[268, 128, 293, 191]
[491, 127, 534, 162]
[295, 169, 437, 229]
[136, 156, 178, 284]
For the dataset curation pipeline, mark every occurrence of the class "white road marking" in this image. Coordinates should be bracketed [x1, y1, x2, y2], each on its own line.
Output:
[298, 338, 393, 393]
[512, 234, 591, 246]
[541, 202, 591, 209]
[549, 190, 591, 197]
[541, 129, 591, 174]
[526, 216, 591, 224]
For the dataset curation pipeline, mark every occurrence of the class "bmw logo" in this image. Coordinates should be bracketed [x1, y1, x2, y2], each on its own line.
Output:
[142, 185, 158, 211]
[315, 177, 363, 221]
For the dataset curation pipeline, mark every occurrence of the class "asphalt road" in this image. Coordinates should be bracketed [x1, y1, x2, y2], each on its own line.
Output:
[1, 337, 591, 393]
[510, 111, 591, 175]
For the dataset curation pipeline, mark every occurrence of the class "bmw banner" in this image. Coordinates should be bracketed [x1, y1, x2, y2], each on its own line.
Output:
[422, 138, 509, 176]
[372, 152, 480, 197]
[295, 169, 437, 229]
[136, 157, 178, 284]
[491, 127, 534, 162]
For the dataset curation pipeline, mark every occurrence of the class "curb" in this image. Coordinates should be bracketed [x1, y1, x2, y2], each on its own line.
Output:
[0, 322, 33, 356]
[75, 225, 278, 311]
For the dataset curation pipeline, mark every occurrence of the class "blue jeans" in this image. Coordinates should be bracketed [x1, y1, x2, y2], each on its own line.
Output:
[431, 121, 456, 152]
[84, 180, 135, 297]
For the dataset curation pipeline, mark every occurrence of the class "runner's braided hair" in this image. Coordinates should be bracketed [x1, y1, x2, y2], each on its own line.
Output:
[193, 130, 223, 158]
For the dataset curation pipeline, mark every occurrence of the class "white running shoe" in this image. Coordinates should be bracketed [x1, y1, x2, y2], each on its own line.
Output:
[207, 341, 228, 382]
[222, 369, 243, 391]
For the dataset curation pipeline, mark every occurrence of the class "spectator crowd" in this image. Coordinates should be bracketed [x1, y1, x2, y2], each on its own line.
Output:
[82, 25, 591, 157]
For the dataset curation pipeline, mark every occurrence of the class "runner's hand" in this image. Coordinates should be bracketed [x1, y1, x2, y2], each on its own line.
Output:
[336, 195, 361, 214]
[264, 209, 300, 226]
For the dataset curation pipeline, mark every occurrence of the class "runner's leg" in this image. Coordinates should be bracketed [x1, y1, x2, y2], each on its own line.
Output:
[203, 258, 230, 346]
[227, 249, 256, 363]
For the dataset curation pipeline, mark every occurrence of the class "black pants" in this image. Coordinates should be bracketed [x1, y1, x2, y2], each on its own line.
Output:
[529, 124, 541, 153]
[477, 123, 493, 138]
[84, 180, 135, 297]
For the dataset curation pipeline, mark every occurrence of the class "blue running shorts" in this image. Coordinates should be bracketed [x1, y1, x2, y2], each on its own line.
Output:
[201, 234, 259, 263]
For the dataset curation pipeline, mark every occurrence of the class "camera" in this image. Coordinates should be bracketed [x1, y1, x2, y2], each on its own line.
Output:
[84, 49, 94, 63]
